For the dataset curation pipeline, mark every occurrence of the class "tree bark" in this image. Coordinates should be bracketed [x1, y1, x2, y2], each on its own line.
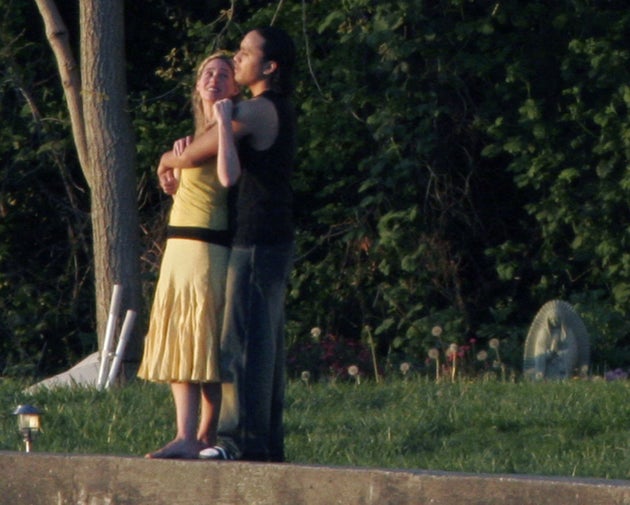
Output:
[34, 0, 143, 374]
[80, 0, 142, 371]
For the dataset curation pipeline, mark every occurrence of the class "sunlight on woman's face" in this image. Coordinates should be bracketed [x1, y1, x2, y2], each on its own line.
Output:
[196, 58, 238, 103]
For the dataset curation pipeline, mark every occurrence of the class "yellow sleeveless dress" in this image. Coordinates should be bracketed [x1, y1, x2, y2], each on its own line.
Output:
[137, 160, 229, 382]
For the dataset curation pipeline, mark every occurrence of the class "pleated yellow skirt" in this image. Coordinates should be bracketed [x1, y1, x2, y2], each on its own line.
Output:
[137, 238, 229, 383]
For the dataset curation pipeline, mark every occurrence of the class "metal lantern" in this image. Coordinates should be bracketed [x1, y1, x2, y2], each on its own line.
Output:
[13, 404, 42, 452]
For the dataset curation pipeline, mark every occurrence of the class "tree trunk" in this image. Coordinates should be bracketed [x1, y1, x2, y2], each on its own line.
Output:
[34, 0, 143, 375]
[80, 0, 142, 372]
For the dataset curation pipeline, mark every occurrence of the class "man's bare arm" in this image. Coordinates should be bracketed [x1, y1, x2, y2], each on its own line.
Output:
[156, 97, 275, 192]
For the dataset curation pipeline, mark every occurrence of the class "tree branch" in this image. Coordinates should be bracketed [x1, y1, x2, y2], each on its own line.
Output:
[33, 0, 91, 187]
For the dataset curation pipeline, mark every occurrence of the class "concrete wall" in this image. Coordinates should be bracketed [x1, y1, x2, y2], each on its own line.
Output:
[1, 451, 629, 505]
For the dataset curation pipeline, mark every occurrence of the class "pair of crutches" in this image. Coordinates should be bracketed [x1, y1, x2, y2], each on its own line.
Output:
[96, 284, 137, 390]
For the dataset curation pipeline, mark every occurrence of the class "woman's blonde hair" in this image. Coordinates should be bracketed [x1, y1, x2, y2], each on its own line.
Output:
[191, 51, 239, 136]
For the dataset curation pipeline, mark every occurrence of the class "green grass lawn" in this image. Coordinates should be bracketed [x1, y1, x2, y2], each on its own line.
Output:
[1, 377, 628, 480]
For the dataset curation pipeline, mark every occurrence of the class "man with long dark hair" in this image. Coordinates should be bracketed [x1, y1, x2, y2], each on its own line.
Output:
[158, 26, 297, 462]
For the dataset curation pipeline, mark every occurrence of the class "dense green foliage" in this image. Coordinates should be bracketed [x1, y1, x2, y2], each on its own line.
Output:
[1, 378, 629, 480]
[1, 0, 629, 377]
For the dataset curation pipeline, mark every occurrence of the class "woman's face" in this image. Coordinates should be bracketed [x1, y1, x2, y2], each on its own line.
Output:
[196, 58, 238, 103]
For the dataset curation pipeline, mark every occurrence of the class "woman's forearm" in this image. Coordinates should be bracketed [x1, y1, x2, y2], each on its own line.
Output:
[215, 99, 241, 187]
[217, 120, 241, 187]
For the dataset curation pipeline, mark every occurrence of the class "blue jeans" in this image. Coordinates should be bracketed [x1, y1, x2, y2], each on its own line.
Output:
[218, 241, 294, 461]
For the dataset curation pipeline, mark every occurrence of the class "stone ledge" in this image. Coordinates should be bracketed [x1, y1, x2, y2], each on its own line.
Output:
[1, 451, 629, 505]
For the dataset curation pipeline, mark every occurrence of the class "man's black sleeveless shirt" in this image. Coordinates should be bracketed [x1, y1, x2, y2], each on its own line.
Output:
[233, 90, 296, 246]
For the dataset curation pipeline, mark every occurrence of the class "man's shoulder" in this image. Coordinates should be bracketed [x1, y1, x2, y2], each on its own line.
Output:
[236, 94, 275, 118]
[234, 95, 278, 134]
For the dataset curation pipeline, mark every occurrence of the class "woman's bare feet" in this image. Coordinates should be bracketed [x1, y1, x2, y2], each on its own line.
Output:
[145, 438, 202, 459]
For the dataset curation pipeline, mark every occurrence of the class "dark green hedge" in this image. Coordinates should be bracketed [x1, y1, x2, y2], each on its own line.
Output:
[1, 0, 629, 377]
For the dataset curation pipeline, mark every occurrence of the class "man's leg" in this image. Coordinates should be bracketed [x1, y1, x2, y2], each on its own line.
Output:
[241, 242, 294, 461]
[211, 247, 252, 460]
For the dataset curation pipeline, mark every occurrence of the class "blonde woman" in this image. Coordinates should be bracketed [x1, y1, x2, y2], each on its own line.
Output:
[137, 52, 240, 459]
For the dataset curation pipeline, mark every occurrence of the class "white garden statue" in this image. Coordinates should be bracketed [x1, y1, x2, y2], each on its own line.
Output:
[523, 300, 590, 380]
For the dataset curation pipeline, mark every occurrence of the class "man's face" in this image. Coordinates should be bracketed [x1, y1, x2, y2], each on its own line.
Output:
[233, 30, 268, 87]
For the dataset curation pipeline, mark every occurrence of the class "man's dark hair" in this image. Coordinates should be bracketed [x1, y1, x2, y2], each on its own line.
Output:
[255, 26, 296, 96]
